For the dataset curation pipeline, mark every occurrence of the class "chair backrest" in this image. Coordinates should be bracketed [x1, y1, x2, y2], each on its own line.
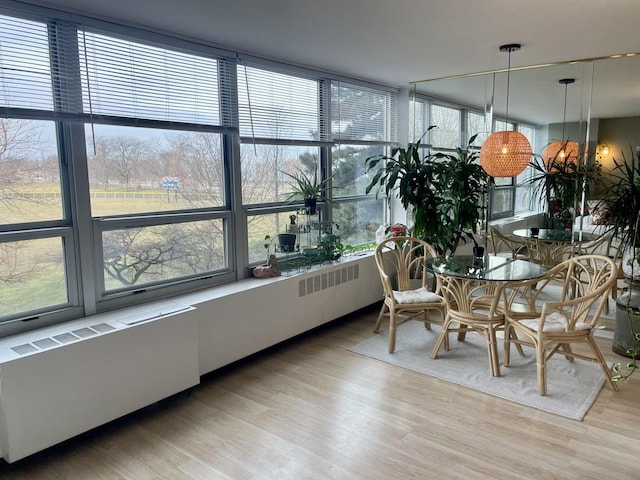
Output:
[374, 236, 440, 296]
[575, 233, 613, 256]
[489, 226, 526, 258]
[520, 254, 618, 329]
[523, 237, 576, 269]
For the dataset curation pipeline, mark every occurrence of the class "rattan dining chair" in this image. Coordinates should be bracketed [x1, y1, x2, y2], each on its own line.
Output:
[522, 236, 576, 270]
[502, 254, 619, 396]
[430, 274, 508, 377]
[374, 236, 446, 353]
[489, 226, 528, 260]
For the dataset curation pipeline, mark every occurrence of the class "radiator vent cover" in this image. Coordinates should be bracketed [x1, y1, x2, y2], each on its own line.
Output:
[10, 323, 115, 356]
[298, 264, 359, 297]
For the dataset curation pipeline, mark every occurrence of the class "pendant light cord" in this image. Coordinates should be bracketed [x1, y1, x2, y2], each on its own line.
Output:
[562, 81, 568, 140]
[505, 48, 511, 124]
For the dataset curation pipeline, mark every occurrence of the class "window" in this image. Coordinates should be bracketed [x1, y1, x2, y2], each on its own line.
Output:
[489, 122, 516, 220]
[515, 124, 536, 213]
[0, 8, 237, 333]
[238, 64, 328, 261]
[468, 111, 489, 145]
[330, 81, 395, 245]
[0, 14, 80, 334]
[0, 4, 398, 337]
[430, 104, 461, 149]
[77, 28, 234, 304]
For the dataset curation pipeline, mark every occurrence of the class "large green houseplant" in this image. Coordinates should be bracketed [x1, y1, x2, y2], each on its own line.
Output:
[365, 128, 488, 255]
[597, 147, 640, 375]
[526, 146, 602, 225]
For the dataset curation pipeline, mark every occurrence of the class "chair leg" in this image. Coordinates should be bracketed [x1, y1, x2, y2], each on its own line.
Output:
[536, 342, 547, 396]
[587, 337, 619, 392]
[388, 310, 397, 353]
[560, 343, 574, 361]
[431, 315, 451, 359]
[374, 302, 387, 332]
[487, 326, 501, 377]
[423, 310, 432, 330]
[503, 324, 512, 367]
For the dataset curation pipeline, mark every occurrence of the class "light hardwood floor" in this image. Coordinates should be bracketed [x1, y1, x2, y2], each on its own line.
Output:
[1, 305, 639, 480]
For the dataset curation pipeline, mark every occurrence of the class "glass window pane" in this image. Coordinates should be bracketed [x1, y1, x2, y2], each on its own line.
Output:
[332, 198, 384, 246]
[102, 219, 225, 291]
[238, 66, 319, 141]
[495, 120, 514, 131]
[0, 237, 68, 318]
[331, 81, 395, 142]
[515, 184, 533, 212]
[241, 144, 321, 205]
[491, 187, 514, 217]
[247, 210, 302, 264]
[409, 99, 429, 142]
[80, 31, 221, 125]
[468, 111, 489, 145]
[519, 124, 535, 145]
[0, 119, 62, 224]
[0, 15, 53, 110]
[87, 125, 224, 216]
[332, 144, 383, 198]
[493, 177, 514, 187]
[430, 104, 460, 148]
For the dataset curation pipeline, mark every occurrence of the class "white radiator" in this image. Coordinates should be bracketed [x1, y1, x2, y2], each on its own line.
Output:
[0, 303, 200, 463]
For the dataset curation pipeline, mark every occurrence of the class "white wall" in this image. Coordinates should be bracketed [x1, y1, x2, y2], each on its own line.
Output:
[0, 254, 382, 462]
[184, 254, 382, 375]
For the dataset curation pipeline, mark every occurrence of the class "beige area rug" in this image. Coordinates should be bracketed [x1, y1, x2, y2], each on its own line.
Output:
[349, 321, 607, 421]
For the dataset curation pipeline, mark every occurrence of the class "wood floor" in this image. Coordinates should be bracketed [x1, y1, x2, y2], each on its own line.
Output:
[1, 305, 639, 480]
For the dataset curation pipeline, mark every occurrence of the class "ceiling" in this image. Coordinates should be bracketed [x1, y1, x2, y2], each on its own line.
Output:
[17, 0, 640, 124]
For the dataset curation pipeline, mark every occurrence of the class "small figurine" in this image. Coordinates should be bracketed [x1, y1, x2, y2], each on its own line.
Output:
[253, 254, 281, 278]
[288, 214, 299, 233]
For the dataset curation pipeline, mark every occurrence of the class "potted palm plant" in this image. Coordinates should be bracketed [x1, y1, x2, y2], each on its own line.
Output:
[281, 167, 331, 214]
[526, 147, 602, 229]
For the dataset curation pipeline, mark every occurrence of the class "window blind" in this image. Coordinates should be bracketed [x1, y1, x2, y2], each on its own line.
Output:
[78, 28, 231, 128]
[430, 103, 461, 149]
[0, 14, 54, 111]
[237, 64, 320, 141]
[330, 81, 397, 144]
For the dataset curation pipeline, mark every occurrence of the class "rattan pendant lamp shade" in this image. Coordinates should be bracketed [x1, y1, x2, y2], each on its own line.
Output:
[542, 78, 578, 171]
[479, 44, 532, 178]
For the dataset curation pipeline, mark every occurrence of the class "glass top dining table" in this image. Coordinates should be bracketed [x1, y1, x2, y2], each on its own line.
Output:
[427, 254, 548, 282]
[512, 228, 599, 243]
[426, 254, 548, 377]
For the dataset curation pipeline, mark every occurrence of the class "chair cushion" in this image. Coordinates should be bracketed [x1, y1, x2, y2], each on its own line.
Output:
[519, 311, 591, 332]
[393, 287, 442, 304]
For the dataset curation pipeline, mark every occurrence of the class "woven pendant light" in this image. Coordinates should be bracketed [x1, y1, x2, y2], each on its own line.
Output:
[480, 130, 533, 177]
[542, 79, 578, 171]
[479, 44, 532, 178]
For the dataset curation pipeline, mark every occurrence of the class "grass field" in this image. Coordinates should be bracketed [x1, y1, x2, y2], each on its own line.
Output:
[0, 184, 376, 319]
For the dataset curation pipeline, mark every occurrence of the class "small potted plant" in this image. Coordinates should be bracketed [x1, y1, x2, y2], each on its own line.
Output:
[280, 167, 332, 214]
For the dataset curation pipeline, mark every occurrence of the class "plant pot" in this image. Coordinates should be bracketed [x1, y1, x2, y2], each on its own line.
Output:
[548, 199, 563, 217]
[621, 247, 640, 281]
[277, 233, 297, 253]
[613, 282, 640, 357]
[304, 198, 317, 215]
